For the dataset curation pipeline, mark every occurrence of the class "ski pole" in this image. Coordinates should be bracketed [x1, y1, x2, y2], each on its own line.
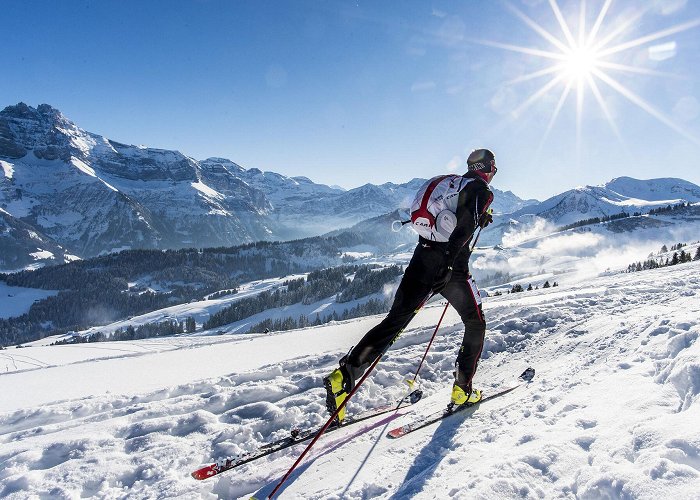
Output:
[470, 207, 492, 251]
[266, 291, 435, 499]
[408, 301, 449, 389]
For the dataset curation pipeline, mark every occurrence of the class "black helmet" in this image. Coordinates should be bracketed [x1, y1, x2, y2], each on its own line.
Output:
[467, 148, 496, 173]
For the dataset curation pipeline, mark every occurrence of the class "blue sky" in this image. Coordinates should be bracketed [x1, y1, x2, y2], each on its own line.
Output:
[2, 0, 700, 200]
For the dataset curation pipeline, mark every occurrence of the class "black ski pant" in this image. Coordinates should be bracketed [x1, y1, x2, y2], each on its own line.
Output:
[345, 244, 486, 391]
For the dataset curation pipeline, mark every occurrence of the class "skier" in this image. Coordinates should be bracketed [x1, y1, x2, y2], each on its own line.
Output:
[324, 148, 497, 423]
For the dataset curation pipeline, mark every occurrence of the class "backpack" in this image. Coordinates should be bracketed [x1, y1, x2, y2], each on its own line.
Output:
[410, 174, 474, 242]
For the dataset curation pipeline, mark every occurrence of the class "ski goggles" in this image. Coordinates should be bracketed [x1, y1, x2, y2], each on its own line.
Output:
[471, 160, 497, 174]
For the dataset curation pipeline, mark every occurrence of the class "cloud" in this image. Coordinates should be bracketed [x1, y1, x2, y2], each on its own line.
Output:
[473, 218, 700, 288]
[535, 232, 604, 256]
[648, 41, 677, 61]
[489, 86, 518, 115]
[501, 217, 555, 247]
[411, 81, 436, 92]
[406, 36, 427, 57]
[654, 0, 688, 15]
[673, 96, 700, 123]
[437, 17, 466, 46]
[446, 156, 462, 172]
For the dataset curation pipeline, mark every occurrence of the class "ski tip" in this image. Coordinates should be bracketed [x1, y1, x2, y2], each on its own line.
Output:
[191, 466, 215, 480]
[387, 427, 406, 439]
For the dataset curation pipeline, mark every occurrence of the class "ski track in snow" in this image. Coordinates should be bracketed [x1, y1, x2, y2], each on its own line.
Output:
[1, 262, 700, 499]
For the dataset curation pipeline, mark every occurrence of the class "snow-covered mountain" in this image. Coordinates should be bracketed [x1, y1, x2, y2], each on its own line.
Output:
[473, 176, 700, 247]
[0, 103, 277, 265]
[1, 103, 536, 267]
[5, 102, 700, 270]
[511, 176, 700, 225]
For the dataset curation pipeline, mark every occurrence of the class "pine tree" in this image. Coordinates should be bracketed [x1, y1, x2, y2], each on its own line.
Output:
[543, 281, 551, 288]
[694, 247, 700, 261]
[185, 316, 196, 333]
[527, 284, 533, 291]
[671, 252, 679, 265]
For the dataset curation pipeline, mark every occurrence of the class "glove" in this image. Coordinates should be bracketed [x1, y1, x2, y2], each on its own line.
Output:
[432, 265, 453, 293]
[478, 211, 493, 228]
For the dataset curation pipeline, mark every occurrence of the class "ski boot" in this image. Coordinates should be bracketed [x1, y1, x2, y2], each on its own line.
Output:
[448, 383, 482, 411]
[323, 356, 355, 425]
[323, 366, 351, 424]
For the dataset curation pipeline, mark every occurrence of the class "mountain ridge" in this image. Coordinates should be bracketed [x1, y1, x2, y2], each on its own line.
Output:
[3, 102, 700, 269]
[0, 102, 534, 268]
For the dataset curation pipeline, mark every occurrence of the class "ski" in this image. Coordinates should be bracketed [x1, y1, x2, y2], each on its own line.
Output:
[386, 367, 535, 439]
[191, 399, 414, 480]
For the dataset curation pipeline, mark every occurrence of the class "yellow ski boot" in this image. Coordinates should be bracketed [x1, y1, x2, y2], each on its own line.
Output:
[450, 384, 482, 407]
[323, 367, 350, 424]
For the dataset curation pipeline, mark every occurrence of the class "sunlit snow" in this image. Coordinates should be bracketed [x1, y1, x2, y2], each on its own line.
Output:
[1, 259, 698, 498]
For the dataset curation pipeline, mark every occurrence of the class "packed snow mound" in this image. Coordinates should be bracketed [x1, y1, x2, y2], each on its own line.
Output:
[1, 261, 699, 498]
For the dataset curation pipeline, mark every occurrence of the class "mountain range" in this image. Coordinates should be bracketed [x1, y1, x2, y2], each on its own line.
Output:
[0, 103, 535, 269]
[2, 102, 700, 270]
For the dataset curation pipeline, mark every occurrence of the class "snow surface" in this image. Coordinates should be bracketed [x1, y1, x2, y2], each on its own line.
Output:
[0, 282, 57, 319]
[1, 260, 699, 498]
[0, 160, 14, 179]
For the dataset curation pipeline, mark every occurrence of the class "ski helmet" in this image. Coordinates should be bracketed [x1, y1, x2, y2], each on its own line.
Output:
[466, 148, 496, 173]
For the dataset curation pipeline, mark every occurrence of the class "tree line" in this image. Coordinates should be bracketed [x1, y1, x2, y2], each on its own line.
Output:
[45, 264, 402, 343]
[556, 202, 693, 233]
[626, 242, 700, 273]
[0, 235, 382, 346]
[247, 298, 390, 334]
[51, 316, 197, 345]
[203, 264, 402, 331]
[492, 280, 559, 296]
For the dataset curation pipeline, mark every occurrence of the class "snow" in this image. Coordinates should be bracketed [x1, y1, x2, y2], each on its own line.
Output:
[1, 259, 699, 498]
[1, 160, 14, 179]
[0, 282, 57, 319]
[28, 249, 54, 261]
[191, 180, 225, 200]
[36, 211, 84, 229]
[69, 157, 96, 177]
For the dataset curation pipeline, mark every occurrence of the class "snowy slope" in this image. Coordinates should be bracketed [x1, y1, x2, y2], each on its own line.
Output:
[0, 282, 57, 319]
[471, 206, 700, 288]
[509, 177, 700, 226]
[1, 257, 699, 498]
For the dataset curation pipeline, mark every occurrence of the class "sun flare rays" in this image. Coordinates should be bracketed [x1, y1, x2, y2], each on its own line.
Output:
[472, 0, 700, 155]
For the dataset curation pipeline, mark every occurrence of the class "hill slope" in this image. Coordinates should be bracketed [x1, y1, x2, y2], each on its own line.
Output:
[1, 259, 698, 498]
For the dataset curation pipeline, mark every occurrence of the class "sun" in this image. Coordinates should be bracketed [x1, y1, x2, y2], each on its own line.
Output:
[562, 45, 599, 82]
[470, 0, 700, 153]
